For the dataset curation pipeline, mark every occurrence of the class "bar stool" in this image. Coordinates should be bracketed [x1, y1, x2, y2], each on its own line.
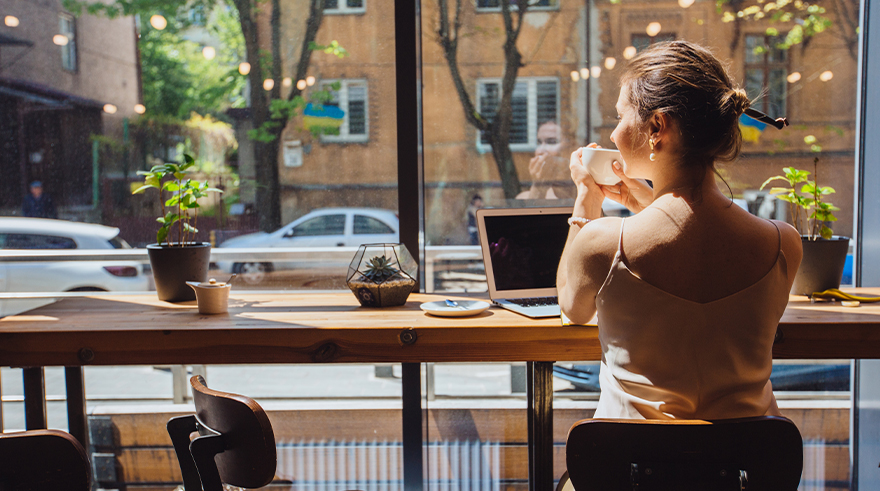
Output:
[562, 416, 803, 491]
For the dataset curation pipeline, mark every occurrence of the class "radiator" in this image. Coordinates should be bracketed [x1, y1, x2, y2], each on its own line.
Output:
[277, 440, 502, 491]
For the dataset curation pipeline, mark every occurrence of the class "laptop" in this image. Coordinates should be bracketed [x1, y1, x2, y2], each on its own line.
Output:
[476, 206, 572, 318]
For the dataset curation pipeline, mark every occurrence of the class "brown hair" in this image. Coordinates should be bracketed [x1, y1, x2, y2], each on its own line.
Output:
[620, 40, 752, 166]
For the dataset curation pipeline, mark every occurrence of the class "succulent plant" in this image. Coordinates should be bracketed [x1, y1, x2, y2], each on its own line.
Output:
[362, 255, 400, 283]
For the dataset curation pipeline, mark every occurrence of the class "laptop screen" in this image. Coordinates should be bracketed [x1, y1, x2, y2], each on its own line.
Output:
[480, 208, 571, 292]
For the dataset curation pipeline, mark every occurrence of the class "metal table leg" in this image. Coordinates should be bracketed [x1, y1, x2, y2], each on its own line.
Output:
[23, 367, 47, 430]
[402, 362, 424, 491]
[65, 367, 90, 450]
[528, 361, 555, 491]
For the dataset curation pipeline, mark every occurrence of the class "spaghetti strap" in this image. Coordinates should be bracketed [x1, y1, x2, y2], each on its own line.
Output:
[768, 220, 781, 255]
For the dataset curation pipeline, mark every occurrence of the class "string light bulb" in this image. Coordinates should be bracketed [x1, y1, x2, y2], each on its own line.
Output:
[819, 71, 834, 82]
[623, 46, 637, 60]
[604, 57, 617, 70]
[53, 34, 69, 46]
[306, 76, 316, 86]
[103, 104, 118, 114]
[580, 68, 590, 79]
[5, 16, 20, 27]
[283, 77, 292, 87]
[202, 46, 216, 60]
[646, 22, 662, 37]
[570, 71, 580, 82]
[238, 62, 251, 75]
[150, 15, 167, 30]
[297, 79, 307, 90]
[263, 79, 275, 90]
[134, 104, 146, 114]
[787, 72, 802, 83]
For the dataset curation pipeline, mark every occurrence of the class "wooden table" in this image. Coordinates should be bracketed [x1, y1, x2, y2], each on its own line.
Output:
[3, 290, 880, 491]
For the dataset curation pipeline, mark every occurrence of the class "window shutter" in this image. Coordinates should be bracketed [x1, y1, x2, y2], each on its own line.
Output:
[348, 85, 367, 135]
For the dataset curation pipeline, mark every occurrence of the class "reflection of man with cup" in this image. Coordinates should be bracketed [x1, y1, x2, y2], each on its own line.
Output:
[517, 121, 577, 200]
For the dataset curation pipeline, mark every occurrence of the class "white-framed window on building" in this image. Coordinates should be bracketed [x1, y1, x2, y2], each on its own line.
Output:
[744, 34, 788, 119]
[323, 0, 365, 15]
[318, 79, 369, 143]
[631, 33, 677, 53]
[59, 13, 77, 72]
[476, 77, 559, 152]
[475, 0, 558, 12]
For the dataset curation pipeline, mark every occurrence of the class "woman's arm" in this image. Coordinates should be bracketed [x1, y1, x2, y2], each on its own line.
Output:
[556, 148, 618, 324]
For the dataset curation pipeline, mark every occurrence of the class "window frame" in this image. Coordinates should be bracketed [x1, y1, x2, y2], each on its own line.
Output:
[475, 0, 559, 13]
[319, 79, 370, 144]
[743, 33, 789, 118]
[323, 0, 366, 16]
[475, 76, 560, 153]
[59, 12, 77, 72]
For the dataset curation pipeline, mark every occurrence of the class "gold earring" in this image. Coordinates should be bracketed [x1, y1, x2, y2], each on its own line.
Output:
[649, 137, 657, 161]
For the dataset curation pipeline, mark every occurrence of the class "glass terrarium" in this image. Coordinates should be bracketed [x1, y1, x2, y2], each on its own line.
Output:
[347, 243, 418, 307]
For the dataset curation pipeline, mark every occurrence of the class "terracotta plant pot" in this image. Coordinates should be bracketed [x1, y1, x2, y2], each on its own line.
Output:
[147, 242, 211, 302]
[791, 236, 850, 296]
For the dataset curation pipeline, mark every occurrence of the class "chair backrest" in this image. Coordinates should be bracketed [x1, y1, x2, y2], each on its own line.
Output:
[167, 375, 276, 491]
[0, 429, 91, 490]
[565, 416, 803, 491]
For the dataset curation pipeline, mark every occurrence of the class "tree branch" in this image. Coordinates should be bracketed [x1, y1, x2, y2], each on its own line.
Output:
[437, 0, 488, 131]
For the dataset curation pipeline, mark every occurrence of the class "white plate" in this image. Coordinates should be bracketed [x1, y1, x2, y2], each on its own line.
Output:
[420, 300, 491, 317]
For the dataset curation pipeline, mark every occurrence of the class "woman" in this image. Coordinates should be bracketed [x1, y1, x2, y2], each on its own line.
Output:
[516, 121, 577, 200]
[556, 41, 803, 420]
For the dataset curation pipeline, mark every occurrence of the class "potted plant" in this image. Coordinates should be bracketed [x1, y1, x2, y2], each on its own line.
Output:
[133, 154, 222, 302]
[346, 244, 418, 307]
[761, 157, 848, 295]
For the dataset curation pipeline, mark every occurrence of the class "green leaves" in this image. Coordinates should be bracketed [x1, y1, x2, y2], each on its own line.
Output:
[762, 158, 837, 240]
[133, 153, 222, 246]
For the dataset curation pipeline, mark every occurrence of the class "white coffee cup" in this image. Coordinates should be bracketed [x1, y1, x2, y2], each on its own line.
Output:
[581, 147, 624, 185]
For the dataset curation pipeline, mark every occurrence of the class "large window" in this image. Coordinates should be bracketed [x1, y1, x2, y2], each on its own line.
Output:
[744, 34, 788, 118]
[59, 13, 76, 71]
[319, 79, 369, 143]
[477, 77, 559, 152]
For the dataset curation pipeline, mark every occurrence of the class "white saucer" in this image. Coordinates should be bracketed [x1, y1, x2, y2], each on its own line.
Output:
[420, 300, 491, 317]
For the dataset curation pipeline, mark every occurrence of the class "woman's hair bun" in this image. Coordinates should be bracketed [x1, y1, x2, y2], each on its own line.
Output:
[724, 87, 751, 116]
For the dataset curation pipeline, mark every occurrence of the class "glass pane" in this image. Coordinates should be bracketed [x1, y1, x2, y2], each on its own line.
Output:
[291, 214, 346, 237]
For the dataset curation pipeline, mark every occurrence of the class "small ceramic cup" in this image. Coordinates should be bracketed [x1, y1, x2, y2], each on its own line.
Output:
[581, 147, 624, 185]
[186, 278, 232, 314]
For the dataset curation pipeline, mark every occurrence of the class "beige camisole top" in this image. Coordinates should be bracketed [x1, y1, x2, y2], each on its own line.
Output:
[593, 219, 790, 420]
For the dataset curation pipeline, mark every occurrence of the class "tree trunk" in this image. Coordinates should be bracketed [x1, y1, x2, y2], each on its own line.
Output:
[235, 0, 324, 232]
[436, 0, 527, 199]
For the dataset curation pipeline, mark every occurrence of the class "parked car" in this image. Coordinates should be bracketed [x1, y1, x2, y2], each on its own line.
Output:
[553, 362, 850, 392]
[0, 217, 149, 316]
[0, 218, 149, 315]
[217, 208, 400, 285]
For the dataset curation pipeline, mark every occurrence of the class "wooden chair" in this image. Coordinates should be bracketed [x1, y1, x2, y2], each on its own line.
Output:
[167, 375, 277, 491]
[0, 429, 91, 490]
[563, 416, 803, 491]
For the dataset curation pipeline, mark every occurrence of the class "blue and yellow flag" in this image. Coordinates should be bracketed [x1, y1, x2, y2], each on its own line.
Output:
[739, 113, 767, 143]
[304, 103, 345, 131]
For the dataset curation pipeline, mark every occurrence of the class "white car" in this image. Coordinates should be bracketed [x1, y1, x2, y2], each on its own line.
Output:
[0, 218, 149, 308]
[217, 208, 399, 284]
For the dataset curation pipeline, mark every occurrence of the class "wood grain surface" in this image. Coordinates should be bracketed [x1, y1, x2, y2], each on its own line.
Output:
[2, 290, 880, 366]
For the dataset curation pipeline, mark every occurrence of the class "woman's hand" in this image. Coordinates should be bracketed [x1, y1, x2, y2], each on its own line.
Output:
[599, 161, 654, 214]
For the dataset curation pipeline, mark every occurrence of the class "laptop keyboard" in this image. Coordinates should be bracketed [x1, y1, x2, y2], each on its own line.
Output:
[505, 296, 558, 307]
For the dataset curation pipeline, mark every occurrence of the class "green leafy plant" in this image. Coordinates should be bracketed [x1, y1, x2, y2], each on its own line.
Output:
[133, 154, 223, 246]
[760, 157, 839, 240]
